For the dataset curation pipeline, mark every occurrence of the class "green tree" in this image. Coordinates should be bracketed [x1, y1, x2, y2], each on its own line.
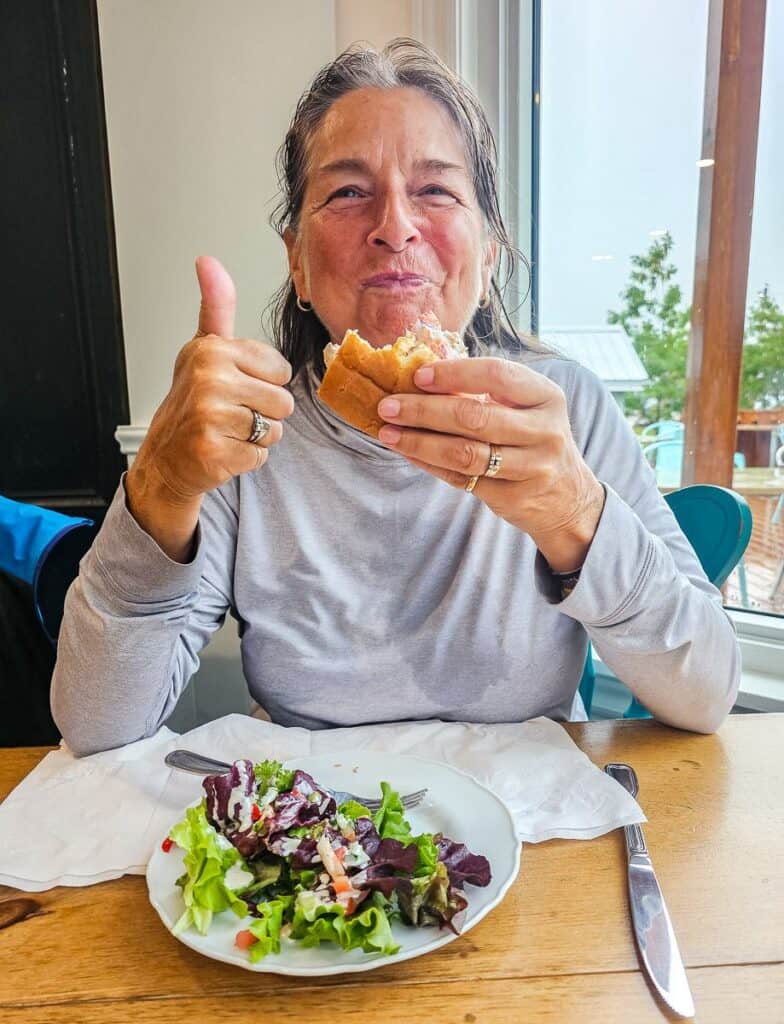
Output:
[740, 286, 784, 408]
[608, 231, 690, 423]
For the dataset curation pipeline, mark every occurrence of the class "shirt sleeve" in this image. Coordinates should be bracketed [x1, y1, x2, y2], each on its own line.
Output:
[534, 360, 741, 734]
[50, 475, 238, 755]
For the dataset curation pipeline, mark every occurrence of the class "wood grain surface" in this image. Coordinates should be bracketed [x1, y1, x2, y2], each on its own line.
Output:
[1, 715, 782, 1022]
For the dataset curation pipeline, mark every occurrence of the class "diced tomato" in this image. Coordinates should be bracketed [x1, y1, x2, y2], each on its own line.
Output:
[251, 804, 261, 822]
[161, 837, 174, 853]
[291, 788, 301, 798]
[333, 875, 351, 894]
[235, 929, 257, 950]
[334, 846, 346, 861]
[345, 897, 357, 915]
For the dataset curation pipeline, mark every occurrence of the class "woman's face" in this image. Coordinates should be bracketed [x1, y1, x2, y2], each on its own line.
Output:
[285, 87, 494, 348]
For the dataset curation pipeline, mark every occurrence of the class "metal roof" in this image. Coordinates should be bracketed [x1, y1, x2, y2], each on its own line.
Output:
[538, 327, 649, 393]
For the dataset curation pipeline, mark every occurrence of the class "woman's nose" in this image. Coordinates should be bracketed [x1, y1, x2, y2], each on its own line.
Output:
[366, 193, 421, 251]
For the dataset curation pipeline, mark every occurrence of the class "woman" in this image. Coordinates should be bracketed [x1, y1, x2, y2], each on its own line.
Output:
[51, 40, 740, 756]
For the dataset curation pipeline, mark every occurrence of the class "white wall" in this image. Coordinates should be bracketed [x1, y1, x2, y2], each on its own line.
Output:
[98, 0, 432, 727]
[335, 0, 413, 52]
[97, 0, 336, 426]
[99, 1, 456, 430]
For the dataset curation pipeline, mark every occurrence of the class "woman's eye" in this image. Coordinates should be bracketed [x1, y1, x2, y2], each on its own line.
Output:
[420, 185, 456, 203]
[328, 187, 363, 202]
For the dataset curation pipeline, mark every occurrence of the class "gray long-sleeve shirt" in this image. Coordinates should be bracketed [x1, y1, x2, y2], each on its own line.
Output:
[51, 355, 741, 755]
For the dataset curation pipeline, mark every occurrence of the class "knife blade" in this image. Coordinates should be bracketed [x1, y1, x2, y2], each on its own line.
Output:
[605, 762, 695, 1019]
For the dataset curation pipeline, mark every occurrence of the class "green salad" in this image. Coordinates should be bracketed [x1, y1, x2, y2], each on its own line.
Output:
[161, 758, 491, 962]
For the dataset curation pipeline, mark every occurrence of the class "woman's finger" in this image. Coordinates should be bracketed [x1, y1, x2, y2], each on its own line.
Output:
[378, 426, 539, 483]
[220, 404, 284, 448]
[413, 356, 561, 409]
[401, 454, 502, 500]
[233, 375, 296, 421]
[377, 392, 554, 446]
[229, 337, 293, 387]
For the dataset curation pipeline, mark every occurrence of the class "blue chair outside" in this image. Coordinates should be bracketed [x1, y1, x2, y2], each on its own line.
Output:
[639, 420, 684, 444]
[578, 484, 753, 720]
[642, 439, 747, 489]
[641, 441, 750, 607]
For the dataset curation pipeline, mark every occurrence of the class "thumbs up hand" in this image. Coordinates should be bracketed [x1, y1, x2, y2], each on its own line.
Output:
[125, 256, 294, 561]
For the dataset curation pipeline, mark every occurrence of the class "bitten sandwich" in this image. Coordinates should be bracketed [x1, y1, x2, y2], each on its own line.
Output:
[317, 313, 468, 437]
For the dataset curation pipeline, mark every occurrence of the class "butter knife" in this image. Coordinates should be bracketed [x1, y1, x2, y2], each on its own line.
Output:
[605, 762, 695, 1019]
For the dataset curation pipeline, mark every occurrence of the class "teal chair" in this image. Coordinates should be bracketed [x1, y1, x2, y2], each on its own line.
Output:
[639, 420, 684, 444]
[578, 484, 753, 720]
[642, 439, 747, 489]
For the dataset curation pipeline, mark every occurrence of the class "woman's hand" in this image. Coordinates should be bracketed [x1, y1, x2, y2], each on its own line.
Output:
[125, 256, 294, 561]
[376, 357, 605, 572]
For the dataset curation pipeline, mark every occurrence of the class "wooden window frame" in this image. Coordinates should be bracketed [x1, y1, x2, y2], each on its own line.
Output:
[683, 0, 767, 486]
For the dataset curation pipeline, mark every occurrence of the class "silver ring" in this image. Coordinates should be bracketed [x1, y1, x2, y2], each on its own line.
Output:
[484, 444, 503, 478]
[247, 409, 271, 445]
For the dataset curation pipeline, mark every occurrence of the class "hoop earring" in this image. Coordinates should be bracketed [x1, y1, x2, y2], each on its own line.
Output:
[478, 294, 491, 309]
[296, 295, 313, 313]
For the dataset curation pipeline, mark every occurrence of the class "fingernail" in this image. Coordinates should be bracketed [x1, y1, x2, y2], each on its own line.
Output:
[379, 425, 402, 445]
[415, 366, 434, 386]
[378, 398, 401, 418]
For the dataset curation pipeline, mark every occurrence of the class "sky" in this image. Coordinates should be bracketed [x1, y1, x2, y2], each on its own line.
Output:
[538, 0, 783, 329]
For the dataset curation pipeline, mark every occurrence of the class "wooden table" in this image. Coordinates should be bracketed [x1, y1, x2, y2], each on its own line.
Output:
[660, 468, 784, 498]
[1, 716, 783, 1022]
[728, 467, 784, 498]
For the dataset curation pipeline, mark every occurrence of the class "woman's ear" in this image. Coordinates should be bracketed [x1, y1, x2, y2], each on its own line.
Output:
[481, 239, 498, 298]
[284, 227, 308, 303]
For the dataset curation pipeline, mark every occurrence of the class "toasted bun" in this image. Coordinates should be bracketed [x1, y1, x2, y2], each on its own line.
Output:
[317, 329, 445, 437]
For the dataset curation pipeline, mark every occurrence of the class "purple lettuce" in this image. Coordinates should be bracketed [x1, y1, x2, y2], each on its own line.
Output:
[436, 836, 491, 889]
[263, 770, 336, 834]
[202, 759, 267, 858]
[354, 817, 418, 872]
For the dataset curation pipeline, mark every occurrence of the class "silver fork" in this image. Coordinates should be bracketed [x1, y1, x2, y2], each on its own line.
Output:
[164, 749, 427, 811]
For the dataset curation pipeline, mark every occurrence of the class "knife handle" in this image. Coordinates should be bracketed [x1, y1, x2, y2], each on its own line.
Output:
[624, 822, 648, 857]
[604, 762, 648, 857]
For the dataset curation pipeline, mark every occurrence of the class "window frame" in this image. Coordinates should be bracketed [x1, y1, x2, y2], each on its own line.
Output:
[454, 0, 783, 692]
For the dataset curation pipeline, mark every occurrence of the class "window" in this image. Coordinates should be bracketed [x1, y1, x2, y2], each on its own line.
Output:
[533, 0, 782, 619]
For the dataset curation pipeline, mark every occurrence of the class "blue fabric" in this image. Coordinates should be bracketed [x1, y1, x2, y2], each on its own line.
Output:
[0, 496, 91, 585]
[0, 496, 93, 642]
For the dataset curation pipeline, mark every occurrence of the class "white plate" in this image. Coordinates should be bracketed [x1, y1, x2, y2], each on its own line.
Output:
[146, 752, 521, 976]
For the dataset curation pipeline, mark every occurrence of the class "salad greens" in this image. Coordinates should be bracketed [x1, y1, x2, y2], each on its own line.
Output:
[163, 758, 491, 962]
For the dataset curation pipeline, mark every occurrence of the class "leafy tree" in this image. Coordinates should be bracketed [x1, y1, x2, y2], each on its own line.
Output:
[607, 232, 690, 423]
[740, 286, 784, 408]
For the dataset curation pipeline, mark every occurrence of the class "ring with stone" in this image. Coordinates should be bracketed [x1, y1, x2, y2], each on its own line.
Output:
[484, 444, 503, 478]
[247, 409, 271, 445]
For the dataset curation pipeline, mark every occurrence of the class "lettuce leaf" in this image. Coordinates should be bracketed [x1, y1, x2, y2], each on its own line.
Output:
[338, 799, 372, 821]
[247, 895, 294, 961]
[290, 891, 399, 955]
[412, 833, 439, 877]
[397, 861, 468, 932]
[254, 759, 295, 793]
[372, 782, 413, 843]
[169, 801, 249, 936]
[436, 836, 492, 888]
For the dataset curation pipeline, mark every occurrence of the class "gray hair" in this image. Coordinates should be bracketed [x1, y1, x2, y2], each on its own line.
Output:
[266, 37, 531, 377]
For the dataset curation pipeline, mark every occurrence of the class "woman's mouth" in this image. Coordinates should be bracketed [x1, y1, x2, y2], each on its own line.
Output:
[361, 273, 430, 289]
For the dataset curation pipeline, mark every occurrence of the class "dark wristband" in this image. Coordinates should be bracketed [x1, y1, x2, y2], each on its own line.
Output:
[550, 565, 582, 599]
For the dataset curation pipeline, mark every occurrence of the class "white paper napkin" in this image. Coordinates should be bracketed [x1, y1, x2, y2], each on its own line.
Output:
[0, 714, 645, 892]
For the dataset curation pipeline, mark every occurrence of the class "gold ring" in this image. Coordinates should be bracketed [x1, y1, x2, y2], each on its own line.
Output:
[484, 444, 503, 478]
[464, 474, 480, 494]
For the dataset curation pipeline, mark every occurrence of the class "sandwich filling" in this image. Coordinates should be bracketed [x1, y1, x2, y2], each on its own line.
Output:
[323, 313, 467, 370]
